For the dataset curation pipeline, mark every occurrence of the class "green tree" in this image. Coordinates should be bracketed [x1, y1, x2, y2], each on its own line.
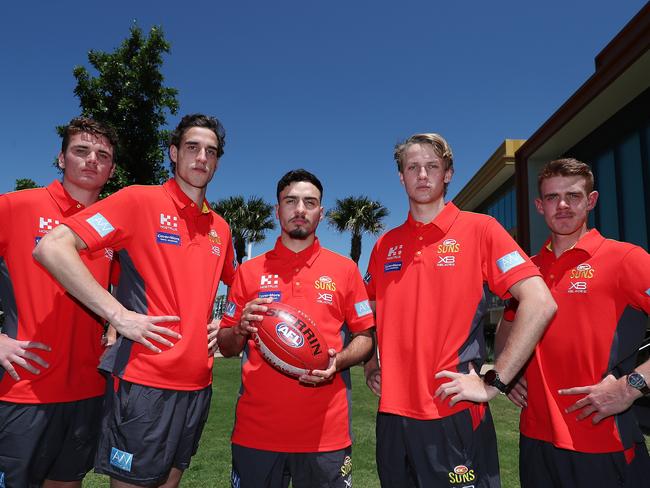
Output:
[59, 24, 179, 196]
[14, 178, 40, 191]
[212, 196, 276, 264]
[326, 196, 389, 264]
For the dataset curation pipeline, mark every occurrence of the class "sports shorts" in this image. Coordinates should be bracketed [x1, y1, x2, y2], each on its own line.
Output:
[376, 405, 500, 487]
[0, 395, 103, 487]
[230, 443, 353, 488]
[94, 378, 212, 487]
[519, 434, 650, 488]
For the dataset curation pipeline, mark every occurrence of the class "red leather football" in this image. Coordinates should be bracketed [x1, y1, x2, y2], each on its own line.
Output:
[253, 302, 329, 377]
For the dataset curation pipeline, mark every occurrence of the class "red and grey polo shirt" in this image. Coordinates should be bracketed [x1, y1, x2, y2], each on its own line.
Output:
[365, 202, 540, 420]
[0, 180, 112, 403]
[510, 229, 650, 453]
[220, 238, 374, 452]
[65, 178, 236, 390]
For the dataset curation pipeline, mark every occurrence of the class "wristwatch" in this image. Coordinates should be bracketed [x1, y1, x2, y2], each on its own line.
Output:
[483, 369, 509, 394]
[627, 371, 650, 396]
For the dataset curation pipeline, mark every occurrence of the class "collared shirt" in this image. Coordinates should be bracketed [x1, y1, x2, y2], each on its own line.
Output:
[221, 237, 374, 452]
[507, 229, 650, 453]
[0, 180, 112, 403]
[65, 179, 236, 390]
[365, 202, 540, 420]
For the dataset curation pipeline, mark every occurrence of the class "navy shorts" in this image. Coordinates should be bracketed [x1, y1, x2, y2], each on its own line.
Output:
[520, 434, 650, 488]
[376, 405, 500, 487]
[231, 443, 353, 488]
[94, 378, 212, 487]
[0, 396, 103, 487]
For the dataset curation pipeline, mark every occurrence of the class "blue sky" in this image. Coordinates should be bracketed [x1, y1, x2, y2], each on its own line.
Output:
[1, 1, 646, 270]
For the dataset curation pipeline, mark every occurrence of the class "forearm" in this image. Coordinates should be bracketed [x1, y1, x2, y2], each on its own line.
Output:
[216, 327, 247, 357]
[33, 225, 126, 323]
[495, 278, 556, 384]
[494, 318, 513, 359]
[336, 330, 373, 371]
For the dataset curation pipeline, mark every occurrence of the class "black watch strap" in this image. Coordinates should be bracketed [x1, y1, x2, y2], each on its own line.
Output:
[627, 371, 650, 396]
[483, 369, 509, 394]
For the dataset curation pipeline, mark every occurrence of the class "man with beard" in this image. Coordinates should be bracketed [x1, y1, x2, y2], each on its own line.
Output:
[218, 169, 374, 488]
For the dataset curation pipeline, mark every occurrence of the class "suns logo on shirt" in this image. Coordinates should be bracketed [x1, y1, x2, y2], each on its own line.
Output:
[208, 229, 222, 245]
[314, 276, 336, 291]
[570, 263, 595, 279]
[437, 238, 460, 254]
[448, 464, 476, 484]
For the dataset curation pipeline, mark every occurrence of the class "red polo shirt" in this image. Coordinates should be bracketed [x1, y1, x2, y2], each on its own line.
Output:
[0, 180, 111, 403]
[220, 238, 374, 452]
[510, 230, 650, 453]
[365, 203, 540, 420]
[65, 179, 236, 390]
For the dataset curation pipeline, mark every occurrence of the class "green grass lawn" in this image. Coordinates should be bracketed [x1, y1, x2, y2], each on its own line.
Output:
[84, 359, 647, 487]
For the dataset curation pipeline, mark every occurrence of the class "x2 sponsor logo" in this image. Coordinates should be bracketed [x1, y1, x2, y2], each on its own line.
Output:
[568, 281, 588, 293]
[317, 292, 334, 305]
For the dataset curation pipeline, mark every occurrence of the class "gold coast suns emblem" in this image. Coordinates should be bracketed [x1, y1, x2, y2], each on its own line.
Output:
[437, 238, 459, 267]
[314, 275, 337, 291]
[208, 229, 222, 245]
[448, 464, 476, 484]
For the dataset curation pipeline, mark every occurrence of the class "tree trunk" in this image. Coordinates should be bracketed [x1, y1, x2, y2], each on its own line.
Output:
[351, 232, 362, 264]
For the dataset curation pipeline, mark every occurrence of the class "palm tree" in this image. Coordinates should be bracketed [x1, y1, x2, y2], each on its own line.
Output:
[212, 196, 276, 264]
[326, 196, 389, 264]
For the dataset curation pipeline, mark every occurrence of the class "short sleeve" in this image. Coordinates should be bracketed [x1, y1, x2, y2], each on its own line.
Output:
[482, 218, 540, 299]
[220, 266, 247, 327]
[619, 246, 650, 315]
[343, 263, 375, 334]
[64, 187, 136, 252]
[364, 243, 380, 301]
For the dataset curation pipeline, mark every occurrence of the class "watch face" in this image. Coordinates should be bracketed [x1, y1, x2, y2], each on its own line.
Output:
[484, 370, 497, 385]
[628, 372, 647, 390]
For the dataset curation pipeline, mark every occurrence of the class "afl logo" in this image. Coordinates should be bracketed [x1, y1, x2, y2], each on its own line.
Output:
[275, 322, 304, 348]
[454, 465, 469, 475]
[319, 276, 332, 283]
[443, 239, 457, 246]
[576, 263, 591, 271]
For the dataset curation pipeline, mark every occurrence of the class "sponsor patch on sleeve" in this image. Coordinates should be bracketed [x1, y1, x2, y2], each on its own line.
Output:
[110, 447, 133, 472]
[363, 271, 372, 284]
[258, 291, 282, 302]
[496, 251, 525, 273]
[384, 262, 402, 273]
[224, 300, 237, 318]
[355, 300, 372, 317]
[86, 213, 115, 238]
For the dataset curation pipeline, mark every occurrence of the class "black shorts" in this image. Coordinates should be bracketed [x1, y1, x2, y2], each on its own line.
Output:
[520, 434, 650, 488]
[0, 396, 103, 487]
[376, 406, 500, 488]
[231, 443, 353, 488]
[94, 378, 212, 487]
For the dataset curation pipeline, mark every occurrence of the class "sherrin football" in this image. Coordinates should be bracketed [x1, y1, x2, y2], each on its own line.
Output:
[253, 302, 329, 377]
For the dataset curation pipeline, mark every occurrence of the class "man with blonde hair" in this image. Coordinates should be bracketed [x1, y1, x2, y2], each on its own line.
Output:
[364, 132, 556, 487]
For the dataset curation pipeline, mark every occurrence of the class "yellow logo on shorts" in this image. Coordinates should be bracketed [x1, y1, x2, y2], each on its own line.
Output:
[340, 455, 352, 477]
[448, 464, 476, 484]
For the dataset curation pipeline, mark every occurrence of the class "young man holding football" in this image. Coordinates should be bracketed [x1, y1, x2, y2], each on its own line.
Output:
[0, 117, 116, 487]
[498, 158, 650, 487]
[33, 114, 237, 487]
[218, 169, 374, 488]
[363, 133, 556, 487]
